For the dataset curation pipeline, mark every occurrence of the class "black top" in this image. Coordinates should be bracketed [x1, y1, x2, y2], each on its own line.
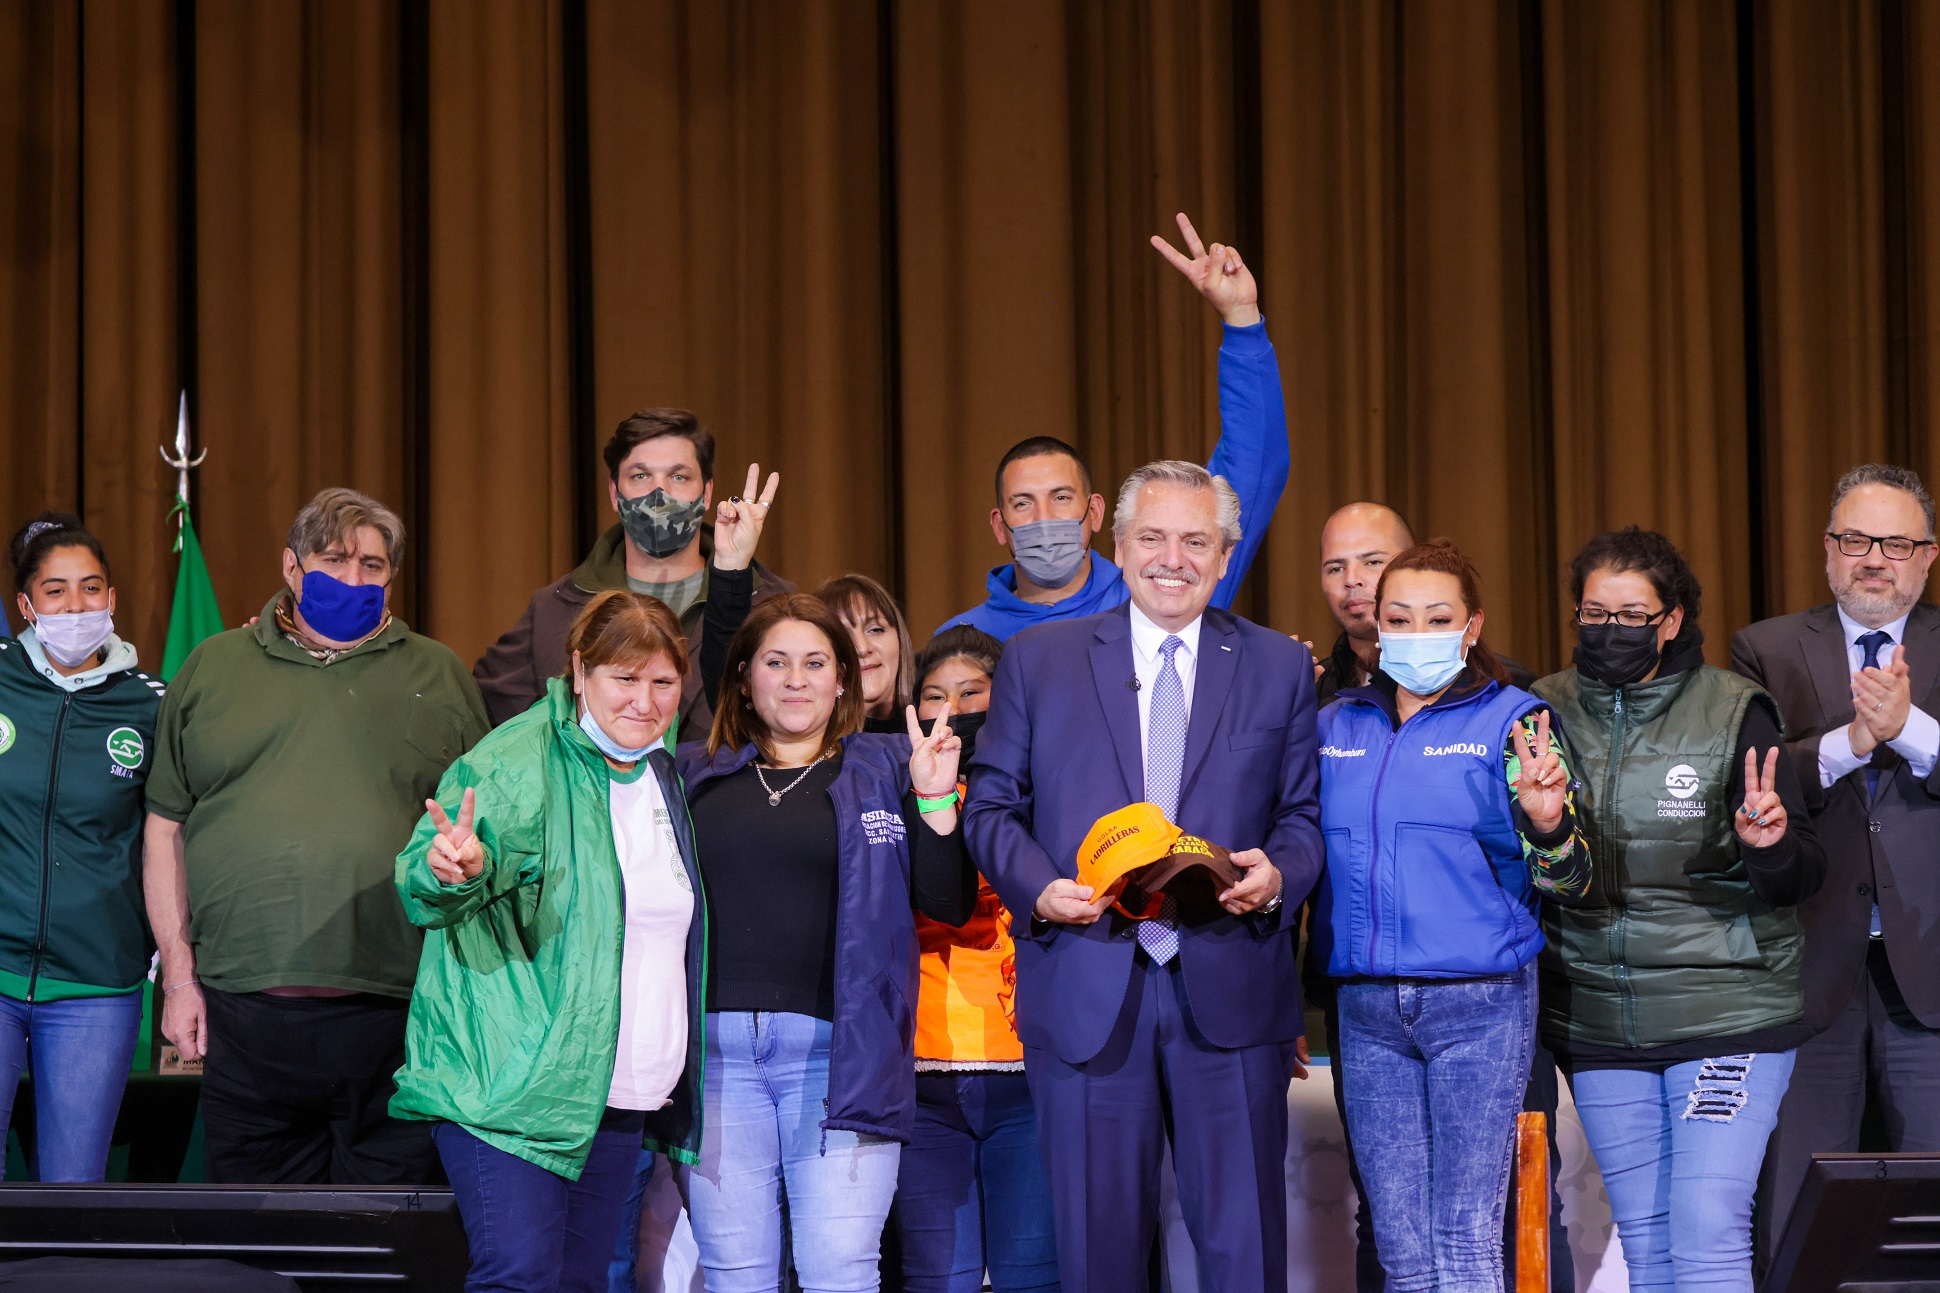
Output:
[698, 564, 754, 710]
[691, 752, 974, 1020]
[1554, 631, 1829, 1072]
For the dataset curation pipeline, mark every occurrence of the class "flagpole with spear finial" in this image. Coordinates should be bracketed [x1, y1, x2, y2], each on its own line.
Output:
[159, 390, 207, 553]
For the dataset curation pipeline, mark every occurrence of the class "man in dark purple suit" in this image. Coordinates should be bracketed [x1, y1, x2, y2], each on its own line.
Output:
[964, 459, 1323, 1293]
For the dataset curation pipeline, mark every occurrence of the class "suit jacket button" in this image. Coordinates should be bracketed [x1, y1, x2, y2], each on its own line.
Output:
[1117, 926, 1136, 940]
[1869, 820, 1883, 834]
[1858, 882, 1873, 896]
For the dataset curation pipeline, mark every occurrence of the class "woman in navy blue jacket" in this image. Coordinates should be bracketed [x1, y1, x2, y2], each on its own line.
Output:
[1314, 540, 1591, 1293]
[675, 591, 976, 1292]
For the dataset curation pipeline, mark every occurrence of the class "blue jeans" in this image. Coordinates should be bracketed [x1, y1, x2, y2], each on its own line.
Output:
[1571, 1051, 1795, 1292]
[608, 1147, 655, 1293]
[436, 1115, 646, 1293]
[680, 1012, 900, 1293]
[894, 1071, 1058, 1293]
[1338, 962, 1538, 1293]
[0, 990, 142, 1182]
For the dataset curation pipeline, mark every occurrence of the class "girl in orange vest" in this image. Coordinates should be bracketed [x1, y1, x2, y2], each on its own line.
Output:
[897, 626, 1057, 1292]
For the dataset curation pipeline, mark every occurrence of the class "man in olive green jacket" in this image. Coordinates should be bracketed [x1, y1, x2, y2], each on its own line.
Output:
[472, 408, 791, 733]
[145, 488, 488, 1185]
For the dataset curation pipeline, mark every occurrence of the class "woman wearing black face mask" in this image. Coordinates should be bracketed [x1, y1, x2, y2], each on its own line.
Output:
[1531, 527, 1827, 1291]
[897, 626, 1059, 1293]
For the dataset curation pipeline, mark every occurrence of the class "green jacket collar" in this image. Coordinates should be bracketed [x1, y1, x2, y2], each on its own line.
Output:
[17, 629, 140, 693]
[251, 590, 410, 667]
[543, 675, 680, 764]
[569, 524, 724, 595]
[1567, 629, 1711, 726]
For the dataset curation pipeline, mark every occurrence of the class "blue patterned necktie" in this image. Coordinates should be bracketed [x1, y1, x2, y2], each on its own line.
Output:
[1139, 635, 1187, 965]
[1859, 630, 1893, 797]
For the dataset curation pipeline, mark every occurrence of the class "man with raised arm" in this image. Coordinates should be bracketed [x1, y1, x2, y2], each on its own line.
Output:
[938, 214, 1290, 639]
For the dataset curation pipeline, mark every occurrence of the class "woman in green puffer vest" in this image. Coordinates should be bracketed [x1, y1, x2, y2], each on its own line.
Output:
[1534, 528, 1827, 1292]
[391, 590, 705, 1293]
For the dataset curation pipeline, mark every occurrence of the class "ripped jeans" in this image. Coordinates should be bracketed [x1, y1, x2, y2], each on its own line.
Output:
[1569, 1051, 1795, 1292]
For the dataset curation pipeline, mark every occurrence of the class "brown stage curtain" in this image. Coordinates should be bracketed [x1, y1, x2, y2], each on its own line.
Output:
[4, 0, 1939, 679]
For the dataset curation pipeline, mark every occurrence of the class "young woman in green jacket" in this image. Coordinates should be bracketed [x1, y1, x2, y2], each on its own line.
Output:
[0, 514, 162, 1181]
[391, 590, 707, 1293]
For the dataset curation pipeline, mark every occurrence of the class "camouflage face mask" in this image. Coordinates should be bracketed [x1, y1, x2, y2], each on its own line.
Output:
[618, 487, 707, 559]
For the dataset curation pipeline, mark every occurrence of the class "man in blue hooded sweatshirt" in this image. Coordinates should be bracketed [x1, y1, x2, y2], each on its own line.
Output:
[936, 212, 1290, 640]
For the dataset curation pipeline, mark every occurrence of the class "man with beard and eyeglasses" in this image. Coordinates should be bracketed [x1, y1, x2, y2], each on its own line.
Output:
[1731, 463, 1940, 1268]
[473, 408, 795, 734]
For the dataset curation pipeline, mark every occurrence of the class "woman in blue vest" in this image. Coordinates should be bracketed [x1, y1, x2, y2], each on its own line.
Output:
[676, 592, 976, 1292]
[0, 514, 163, 1180]
[1533, 528, 1823, 1292]
[1315, 539, 1591, 1293]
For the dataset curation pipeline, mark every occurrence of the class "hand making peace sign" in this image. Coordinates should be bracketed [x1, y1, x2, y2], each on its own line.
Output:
[906, 704, 962, 804]
[713, 463, 781, 573]
[1734, 747, 1789, 849]
[1150, 211, 1262, 327]
[424, 787, 484, 885]
[1512, 709, 1568, 835]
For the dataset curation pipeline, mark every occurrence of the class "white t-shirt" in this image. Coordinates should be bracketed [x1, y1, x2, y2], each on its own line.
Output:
[606, 767, 695, 1111]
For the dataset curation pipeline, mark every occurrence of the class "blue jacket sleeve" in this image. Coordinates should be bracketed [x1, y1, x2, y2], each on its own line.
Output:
[1265, 647, 1325, 914]
[1206, 319, 1291, 609]
[962, 640, 1064, 928]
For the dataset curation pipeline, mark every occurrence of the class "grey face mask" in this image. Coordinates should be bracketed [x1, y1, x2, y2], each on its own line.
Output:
[1008, 517, 1090, 589]
[618, 488, 707, 560]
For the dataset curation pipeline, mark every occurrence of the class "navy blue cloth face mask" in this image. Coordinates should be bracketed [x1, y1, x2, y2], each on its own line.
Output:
[294, 560, 388, 643]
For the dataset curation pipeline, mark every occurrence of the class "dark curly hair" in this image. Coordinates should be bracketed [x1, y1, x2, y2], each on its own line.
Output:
[9, 512, 109, 598]
[1568, 526, 1702, 624]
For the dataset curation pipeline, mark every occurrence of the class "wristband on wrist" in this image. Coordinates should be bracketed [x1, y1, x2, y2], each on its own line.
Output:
[162, 979, 197, 994]
[915, 789, 959, 813]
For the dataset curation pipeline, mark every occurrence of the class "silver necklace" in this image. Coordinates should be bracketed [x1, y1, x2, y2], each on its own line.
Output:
[755, 755, 826, 806]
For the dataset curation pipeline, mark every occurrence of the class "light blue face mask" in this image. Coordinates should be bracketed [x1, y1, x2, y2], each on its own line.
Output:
[1377, 623, 1473, 696]
[578, 705, 658, 763]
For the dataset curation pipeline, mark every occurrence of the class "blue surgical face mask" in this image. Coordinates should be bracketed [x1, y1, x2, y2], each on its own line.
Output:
[1377, 622, 1474, 696]
[294, 563, 387, 643]
[578, 704, 658, 763]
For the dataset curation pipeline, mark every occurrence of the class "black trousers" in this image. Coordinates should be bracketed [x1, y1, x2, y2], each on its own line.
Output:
[199, 988, 436, 1186]
[1758, 941, 1940, 1268]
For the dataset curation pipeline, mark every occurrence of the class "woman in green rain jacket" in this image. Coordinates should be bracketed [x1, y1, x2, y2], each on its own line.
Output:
[391, 591, 705, 1293]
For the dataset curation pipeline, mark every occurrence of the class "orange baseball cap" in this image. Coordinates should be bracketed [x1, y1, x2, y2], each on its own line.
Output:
[1075, 804, 1184, 919]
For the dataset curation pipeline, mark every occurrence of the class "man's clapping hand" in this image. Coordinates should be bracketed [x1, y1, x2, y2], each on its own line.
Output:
[425, 787, 484, 885]
[1849, 644, 1914, 756]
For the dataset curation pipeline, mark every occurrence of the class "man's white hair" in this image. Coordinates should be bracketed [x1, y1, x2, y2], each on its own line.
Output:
[1111, 460, 1241, 550]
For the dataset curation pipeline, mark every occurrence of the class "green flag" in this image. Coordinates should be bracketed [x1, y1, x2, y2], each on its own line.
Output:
[162, 495, 223, 681]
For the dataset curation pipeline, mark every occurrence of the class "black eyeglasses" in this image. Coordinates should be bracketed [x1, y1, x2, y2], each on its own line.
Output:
[1575, 606, 1670, 630]
[1827, 531, 1937, 561]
